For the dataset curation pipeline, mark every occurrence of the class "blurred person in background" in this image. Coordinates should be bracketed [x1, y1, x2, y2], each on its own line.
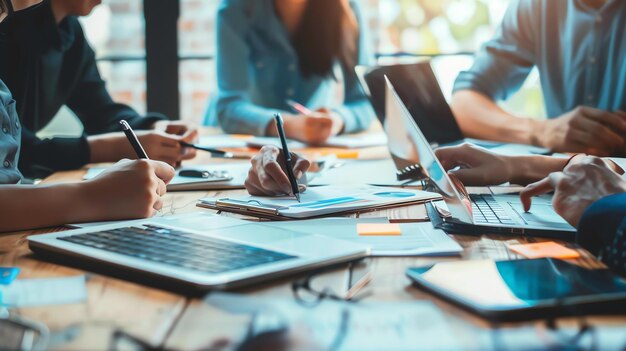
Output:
[0, 0, 198, 177]
[452, 0, 626, 157]
[207, 0, 376, 145]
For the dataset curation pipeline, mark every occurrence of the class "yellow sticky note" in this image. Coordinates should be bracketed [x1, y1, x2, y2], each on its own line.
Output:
[357, 223, 402, 236]
[507, 241, 581, 259]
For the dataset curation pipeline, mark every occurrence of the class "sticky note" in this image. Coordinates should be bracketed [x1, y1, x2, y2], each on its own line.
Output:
[507, 242, 581, 259]
[357, 223, 402, 236]
[0, 267, 19, 285]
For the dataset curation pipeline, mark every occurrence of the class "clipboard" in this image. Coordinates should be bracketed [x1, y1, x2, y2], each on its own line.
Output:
[196, 186, 441, 220]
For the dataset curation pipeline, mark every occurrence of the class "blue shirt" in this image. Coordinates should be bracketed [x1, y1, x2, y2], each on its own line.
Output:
[454, 0, 626, 118]
[0, 79, 21, 184]
[206, 0, 376, 135]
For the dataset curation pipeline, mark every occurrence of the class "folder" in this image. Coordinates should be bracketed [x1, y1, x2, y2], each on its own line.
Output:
[197, 185, 441, 220]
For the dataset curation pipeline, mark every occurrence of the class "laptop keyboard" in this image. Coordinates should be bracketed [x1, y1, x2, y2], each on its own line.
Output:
[58, 225, 296, 274]
[470, 194, 516, 225]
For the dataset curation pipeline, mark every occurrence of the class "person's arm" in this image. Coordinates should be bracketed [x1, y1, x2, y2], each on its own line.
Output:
[451, 0, 537, 143]
[0, 159, 175, 233]
[214, 2, 285, 136]
[333, 0, 376, 134]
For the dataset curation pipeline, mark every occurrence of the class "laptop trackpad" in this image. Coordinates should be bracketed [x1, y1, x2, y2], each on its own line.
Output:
[507, 203, 572, 229]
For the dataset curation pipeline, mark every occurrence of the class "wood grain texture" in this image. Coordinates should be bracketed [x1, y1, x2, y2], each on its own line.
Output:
[3, 128, 624, 350]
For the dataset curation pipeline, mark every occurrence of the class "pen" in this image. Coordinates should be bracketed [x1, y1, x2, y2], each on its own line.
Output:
[179, 141, 235, 158]
[120, 120, 149, 159]
[286, 99, 313, 115]
[274, 113, 301, 202]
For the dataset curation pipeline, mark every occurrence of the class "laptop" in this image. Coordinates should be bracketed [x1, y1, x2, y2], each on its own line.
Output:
[383, 77, 576, 239]
[356, 62, 549, 155]
[28, 212, 369, 291]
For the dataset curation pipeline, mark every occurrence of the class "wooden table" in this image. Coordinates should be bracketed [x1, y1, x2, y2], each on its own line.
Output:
[2, 138, 626, 350]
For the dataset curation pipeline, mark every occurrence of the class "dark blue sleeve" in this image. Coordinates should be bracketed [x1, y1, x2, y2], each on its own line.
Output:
[577, 193, 626, 275]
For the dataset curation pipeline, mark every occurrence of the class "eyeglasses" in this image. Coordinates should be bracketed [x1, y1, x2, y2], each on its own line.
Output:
[291, 260, 373, 307]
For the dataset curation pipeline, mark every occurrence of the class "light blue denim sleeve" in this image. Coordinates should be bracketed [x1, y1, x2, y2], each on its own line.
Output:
[333, 1, 376, 133]
[214, 1, 281, 135]
[453, 0, 537, 101]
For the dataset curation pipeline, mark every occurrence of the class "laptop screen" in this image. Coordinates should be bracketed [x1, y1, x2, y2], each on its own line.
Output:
[356, 62, 464, 146]
[384, 77, 474, 224]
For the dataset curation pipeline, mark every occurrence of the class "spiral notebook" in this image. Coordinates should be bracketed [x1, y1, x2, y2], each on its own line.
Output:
[197, 185, 440, 220]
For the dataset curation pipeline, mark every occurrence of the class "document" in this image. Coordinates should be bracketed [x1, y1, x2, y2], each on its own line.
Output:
[205, 293, 460, 351]
[0, 276, 87, 307]
[199, 185, 440, 219]
[84, 163, 250, 191]
[197, 134, 250, 149]
[261, 218, 462, 256]
[308, 159, 423, 187]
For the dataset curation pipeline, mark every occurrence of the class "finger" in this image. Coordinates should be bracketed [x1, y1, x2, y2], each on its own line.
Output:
[153, 198, 164, 211]
[570, 117, 624, 152]
[519, 173, 562, 212]
[180, 129, 199, 143]
[156, 178, 167, 197]
[293, 156, 311, 179]
[434, 144, 474, 170]
[263, 159, 292, 193]
[150, 160, 176, 183]
[581, 107, 626, 133]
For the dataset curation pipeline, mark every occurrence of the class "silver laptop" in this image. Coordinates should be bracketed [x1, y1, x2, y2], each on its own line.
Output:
[383, 77, 576, 239]
[28, 212, 369, 291]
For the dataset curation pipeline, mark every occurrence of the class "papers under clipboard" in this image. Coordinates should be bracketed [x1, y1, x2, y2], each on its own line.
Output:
[197, 185, 441, 220]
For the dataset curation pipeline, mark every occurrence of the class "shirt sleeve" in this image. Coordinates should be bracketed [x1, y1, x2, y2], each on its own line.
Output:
[577, 193, 626, 275]
[452, 0, 537, 101]
[333, 1, 376, 134]
[214, 1, 283, 136]
[66, 27, 166, 135]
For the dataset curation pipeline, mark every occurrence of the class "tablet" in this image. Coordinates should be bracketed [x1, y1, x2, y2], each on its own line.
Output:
[406, 258, 626, 322]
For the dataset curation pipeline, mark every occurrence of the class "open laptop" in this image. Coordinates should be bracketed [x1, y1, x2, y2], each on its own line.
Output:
[28, 212, 369, 291]
[356, 62, 549, 155]
[383, 77, 576, 239]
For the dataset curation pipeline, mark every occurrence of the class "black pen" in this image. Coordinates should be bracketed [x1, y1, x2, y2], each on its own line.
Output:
[179, 141, 236, 158]
[274, 113, 300, 202]
[120, 120, 148, 159]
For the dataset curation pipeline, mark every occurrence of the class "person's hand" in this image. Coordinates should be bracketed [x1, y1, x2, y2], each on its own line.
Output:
[533, 107, 626, 156]
[245, 145, 311, 196]
[281, 109, 344, 144]
[434, 143, 514, 186]
[81, 159, 175, 220]
[135, 129, 198, 167]
[520, 156, 626, 227]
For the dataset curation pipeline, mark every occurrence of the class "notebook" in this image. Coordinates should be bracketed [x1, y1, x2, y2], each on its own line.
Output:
[197, 185, 440, 219]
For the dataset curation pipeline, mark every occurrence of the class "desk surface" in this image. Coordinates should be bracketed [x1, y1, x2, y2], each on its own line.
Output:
[2, 131, 625, 350]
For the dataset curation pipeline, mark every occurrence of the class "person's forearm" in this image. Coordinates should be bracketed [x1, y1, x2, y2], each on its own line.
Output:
[0, 183, 93, 232]
[509, 155, 569, 185]
[88, 133, 128, 163]
[452, 90, 540, 145]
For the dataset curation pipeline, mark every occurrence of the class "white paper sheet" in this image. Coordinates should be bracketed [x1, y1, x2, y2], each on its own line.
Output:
[0, 276, 87, 307]
[262, 218, 461, 256]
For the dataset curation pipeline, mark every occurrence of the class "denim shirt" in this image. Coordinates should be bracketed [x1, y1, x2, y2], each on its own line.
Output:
[454, 0, 626, 118]
[0, 79, 21, 184]
[206, 0, 376, 135]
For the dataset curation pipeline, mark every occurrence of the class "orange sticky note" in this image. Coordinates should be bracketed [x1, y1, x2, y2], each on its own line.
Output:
[507, 241, 581, 259]
[357, 223, 402, 236]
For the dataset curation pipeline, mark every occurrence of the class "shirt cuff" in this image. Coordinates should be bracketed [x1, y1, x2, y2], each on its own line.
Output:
[332, 106, 359, 134]
[577, 193, 626, 256]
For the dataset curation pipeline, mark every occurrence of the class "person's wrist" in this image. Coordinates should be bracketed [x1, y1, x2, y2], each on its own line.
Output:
[504, 156, 525, 185]
[62, 182, 97, 224]
[528, 119, 547, 147]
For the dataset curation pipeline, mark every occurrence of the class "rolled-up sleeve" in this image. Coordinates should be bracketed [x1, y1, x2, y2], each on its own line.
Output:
[333, 1, 376, 134]
[453, 0, 536, 101]
[214, 1, 282, 135]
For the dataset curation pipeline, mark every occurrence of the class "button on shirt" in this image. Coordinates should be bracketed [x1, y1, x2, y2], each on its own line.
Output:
[207, 0, 376, 135]
[0, 79, 22, 184]
[453, 0, 626, 118]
